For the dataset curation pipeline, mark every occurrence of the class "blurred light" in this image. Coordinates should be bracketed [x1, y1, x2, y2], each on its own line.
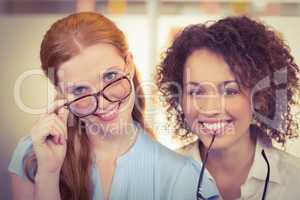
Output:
[199, 2, 221, 15]
[76, 0, 96, 12]
[253, 0, 270, 12]
[231, 2, 251, 15]
[107, 0, 127, 14]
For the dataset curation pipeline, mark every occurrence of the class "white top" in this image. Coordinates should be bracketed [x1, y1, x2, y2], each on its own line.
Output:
[177, 138, 300, 200]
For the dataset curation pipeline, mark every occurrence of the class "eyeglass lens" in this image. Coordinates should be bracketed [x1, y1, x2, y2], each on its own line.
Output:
[68, 77, 131, 117]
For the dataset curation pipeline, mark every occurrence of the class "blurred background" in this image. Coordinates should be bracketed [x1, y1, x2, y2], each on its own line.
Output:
[1, 0, 300, 199]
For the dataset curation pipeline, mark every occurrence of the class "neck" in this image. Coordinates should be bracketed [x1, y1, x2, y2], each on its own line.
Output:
[86, 117, 138, 161]
[201, 131, 256, 179]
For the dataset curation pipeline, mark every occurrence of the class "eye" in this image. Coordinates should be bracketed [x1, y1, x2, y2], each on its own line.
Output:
[220, 81, 240, 96]
[223, 88, 240, 96]
[103, 71, 119, 83]
[72, 86, 89, 96]
[188, 88, 206, 96]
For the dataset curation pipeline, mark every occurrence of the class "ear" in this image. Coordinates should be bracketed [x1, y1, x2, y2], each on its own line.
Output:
[125, 52, 135, 79]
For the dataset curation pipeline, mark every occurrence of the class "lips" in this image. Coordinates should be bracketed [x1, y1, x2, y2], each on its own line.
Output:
[93, 103, 120, 122]
[198, 119, 234, 136]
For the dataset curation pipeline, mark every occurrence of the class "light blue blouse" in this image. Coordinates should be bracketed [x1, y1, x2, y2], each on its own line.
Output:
[8, 124, 219, 200]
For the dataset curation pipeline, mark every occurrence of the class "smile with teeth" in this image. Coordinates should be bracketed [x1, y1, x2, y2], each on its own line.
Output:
[202, 122, 228, 129]
[94, 103, 120, 121]
[198, 120, 234, 136]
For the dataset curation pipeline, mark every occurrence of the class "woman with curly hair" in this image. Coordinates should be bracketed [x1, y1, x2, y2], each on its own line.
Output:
[157, 16, 300, 200]
[8, 12, 219, 200]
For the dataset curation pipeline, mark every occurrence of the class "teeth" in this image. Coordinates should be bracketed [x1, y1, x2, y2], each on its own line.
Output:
[97, 104, 118, 118]
[102, 109, 116, 118]
[201, 122, 228, 130]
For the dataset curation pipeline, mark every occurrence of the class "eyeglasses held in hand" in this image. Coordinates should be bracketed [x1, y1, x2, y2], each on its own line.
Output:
[196, 136, 270, 200]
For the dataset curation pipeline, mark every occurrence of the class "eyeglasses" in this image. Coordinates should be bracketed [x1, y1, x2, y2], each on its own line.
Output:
[196, 135, 270, 200]
[63, 75, 132, 118]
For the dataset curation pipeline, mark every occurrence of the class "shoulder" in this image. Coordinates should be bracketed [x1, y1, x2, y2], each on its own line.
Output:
[266, 146, 300, 197]
[158, 142, 200, 174]
[143, 136, 205, 200]
[275, 147, 300, 167]
[136, 126, 200, 174]
[126, 126, 220, 199]
[14, 135, 33, 149]
[8, 135, 33, 180]
[160, 142, 219, 200]
[176, 140, 199, 159]
[272, 147, 300, 183]
[139, 130, 199, 171]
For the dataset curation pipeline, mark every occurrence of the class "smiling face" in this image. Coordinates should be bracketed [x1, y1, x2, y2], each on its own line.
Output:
[181, 49, 253, 150]
[57, 43, 135, 135]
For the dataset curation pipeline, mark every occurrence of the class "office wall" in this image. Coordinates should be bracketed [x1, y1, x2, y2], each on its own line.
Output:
[1, 14, 299, 199]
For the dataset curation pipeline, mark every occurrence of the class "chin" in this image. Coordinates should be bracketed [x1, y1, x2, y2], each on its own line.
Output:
[198, 131, 237, 150]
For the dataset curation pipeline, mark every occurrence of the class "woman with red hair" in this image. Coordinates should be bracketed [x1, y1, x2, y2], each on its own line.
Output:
[8, 12, 219, 200]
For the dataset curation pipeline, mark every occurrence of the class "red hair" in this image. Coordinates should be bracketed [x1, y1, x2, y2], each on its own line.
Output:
[24, 12, 150, 200]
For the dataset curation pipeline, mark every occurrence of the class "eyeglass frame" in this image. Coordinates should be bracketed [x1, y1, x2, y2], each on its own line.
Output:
[196, 135, 270, 200]
[62, 74, 132, 118]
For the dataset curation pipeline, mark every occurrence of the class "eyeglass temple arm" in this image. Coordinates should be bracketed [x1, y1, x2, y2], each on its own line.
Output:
[197, 142, 270, 200]
[261, 149, 270, 200]
[197, 134, 216, 200]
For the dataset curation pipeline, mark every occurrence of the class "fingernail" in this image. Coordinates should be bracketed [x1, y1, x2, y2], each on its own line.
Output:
[60, 137, 65, 145]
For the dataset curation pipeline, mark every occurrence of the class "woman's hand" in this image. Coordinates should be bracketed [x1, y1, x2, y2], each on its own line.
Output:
[30, 99, 69, 176]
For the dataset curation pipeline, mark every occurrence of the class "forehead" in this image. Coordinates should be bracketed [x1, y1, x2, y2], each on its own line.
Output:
[183, 49, 235, 85]
[57, 43, 125, 84]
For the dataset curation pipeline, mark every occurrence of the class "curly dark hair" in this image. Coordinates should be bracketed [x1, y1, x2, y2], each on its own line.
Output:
[156, 16, 300, 146]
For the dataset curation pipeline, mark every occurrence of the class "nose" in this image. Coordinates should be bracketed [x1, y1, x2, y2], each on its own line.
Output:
[92, 81, 113, 111]
[197, 95, 224, 116]
[97, 94, 112, 111]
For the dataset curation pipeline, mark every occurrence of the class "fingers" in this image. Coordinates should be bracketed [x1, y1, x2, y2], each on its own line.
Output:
[32, 122, 66, 145]
[31, 98, 70, 148]
[45, 125, 66, 145]
[40, 114, 67, 133]
[31, 114, 68, 146]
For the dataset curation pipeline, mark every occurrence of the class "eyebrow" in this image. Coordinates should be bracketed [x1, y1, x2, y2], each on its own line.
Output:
[186, 80, 238, 87]
[64, 66, 124, 92]
[222, 80, 239, 86]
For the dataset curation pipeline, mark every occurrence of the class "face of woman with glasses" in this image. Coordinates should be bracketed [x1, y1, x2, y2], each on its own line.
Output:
[56, 43, 135, 134]
[181, 49, 253, 150]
